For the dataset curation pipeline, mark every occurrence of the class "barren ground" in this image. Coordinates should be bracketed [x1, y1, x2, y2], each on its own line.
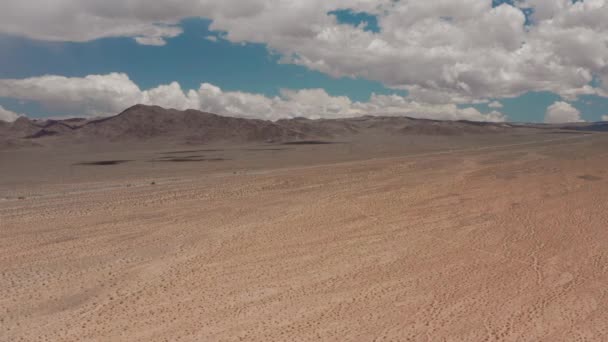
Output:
[2, 132, 608, 341]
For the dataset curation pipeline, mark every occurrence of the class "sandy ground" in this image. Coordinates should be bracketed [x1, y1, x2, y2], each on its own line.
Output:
[2, 132, 608, 341]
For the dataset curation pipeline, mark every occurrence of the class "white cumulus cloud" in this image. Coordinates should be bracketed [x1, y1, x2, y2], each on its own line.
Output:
[544, 101, 584, 124]
[488, 101, 503, 108]
[602, 115, 608, 121]
[0, 1, 608, 104]
[0, 105, 22, 122]
[0, 73, 143, 116]
[0, 73, 507, 122]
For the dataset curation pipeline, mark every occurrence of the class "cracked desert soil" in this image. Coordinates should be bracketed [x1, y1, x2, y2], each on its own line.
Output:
[2, 133, 608, 341]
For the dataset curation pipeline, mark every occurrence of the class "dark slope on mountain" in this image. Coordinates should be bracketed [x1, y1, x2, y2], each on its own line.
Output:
[0, 117, 44, 149]
[26, 120, 81, 139]
[8, 117, 42, 137]
[75, 105, 306, 143]
[275, 115, 514, 138]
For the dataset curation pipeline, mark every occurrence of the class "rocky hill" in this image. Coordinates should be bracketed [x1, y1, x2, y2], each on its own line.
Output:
[0, 104, 565, 149]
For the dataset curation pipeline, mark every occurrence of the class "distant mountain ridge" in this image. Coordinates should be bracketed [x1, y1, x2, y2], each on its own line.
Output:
[0, 104, 601, 149]
[73, 105, 308, 142]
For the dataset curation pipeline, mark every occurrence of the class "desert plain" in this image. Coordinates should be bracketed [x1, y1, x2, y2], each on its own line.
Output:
[2, 115, 608, 341]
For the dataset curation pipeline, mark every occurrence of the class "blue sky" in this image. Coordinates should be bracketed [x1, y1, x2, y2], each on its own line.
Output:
[0, 18, 392, 100]
[0, 0, 607, 122]
[0, 17, 398, 119]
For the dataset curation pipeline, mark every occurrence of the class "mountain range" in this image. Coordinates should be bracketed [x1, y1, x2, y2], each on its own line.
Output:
[0, 104, 603, 149]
